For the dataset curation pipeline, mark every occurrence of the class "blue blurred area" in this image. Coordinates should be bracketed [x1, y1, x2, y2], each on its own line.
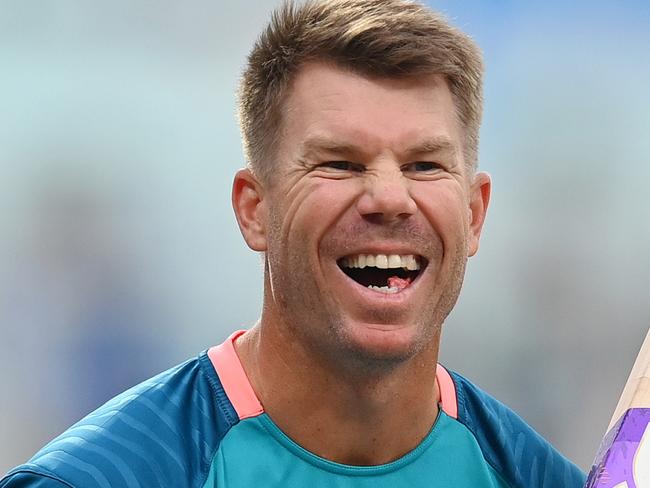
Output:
[1, 0, 648, 472]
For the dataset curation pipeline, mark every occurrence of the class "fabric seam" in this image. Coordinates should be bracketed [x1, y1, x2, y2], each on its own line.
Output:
[2, 466, 76, 488]
[198, 351, 239, 427]
[452, 371, 515, 488]
[197, 350, 239, 488]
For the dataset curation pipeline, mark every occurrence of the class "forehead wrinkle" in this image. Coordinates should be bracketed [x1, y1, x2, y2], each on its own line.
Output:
[404, 136, 459, 159]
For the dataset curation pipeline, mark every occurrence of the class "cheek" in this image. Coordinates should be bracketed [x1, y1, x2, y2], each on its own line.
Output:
[413, 186, 470, 242]
[283, 180, 361, 239]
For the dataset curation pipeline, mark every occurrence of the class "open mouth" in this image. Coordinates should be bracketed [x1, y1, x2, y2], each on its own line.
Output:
[337, 254, 426, 294]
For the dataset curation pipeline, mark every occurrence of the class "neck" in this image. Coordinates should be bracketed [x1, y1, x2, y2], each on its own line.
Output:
[235, 320, 441, 466]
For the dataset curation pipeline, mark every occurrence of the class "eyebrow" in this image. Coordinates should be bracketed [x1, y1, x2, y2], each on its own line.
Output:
[299, 136, 359, 159]
[404, 137, 457, 157]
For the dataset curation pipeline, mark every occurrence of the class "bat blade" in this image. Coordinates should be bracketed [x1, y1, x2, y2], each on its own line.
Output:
[585, 327, 650, 488]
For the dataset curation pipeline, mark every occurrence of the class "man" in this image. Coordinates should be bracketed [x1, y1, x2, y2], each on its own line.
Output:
[1, 0, 586, 486]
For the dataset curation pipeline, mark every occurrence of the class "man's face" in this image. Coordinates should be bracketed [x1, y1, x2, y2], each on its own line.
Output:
[245, 61, 489, 368]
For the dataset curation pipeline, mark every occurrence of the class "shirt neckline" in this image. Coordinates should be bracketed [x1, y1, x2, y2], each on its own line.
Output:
[208, 330, 458, 421]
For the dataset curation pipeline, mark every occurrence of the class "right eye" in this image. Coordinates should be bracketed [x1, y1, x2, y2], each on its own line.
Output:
[318, 161, 365, 172]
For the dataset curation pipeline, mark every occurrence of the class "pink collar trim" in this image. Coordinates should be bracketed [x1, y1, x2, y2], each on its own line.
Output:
[435, 363, 458, 419]
[208, 330, 458, 421]
[207, 330, 263, 420]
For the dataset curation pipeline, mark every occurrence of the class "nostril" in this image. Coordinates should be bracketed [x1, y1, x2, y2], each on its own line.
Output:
[356, 188, 417, 222]
[360, 209, 416, 224]
[362, 212, 386, 225]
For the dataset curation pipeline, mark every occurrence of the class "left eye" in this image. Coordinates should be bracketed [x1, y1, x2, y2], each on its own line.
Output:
[403, 162, 441, 172]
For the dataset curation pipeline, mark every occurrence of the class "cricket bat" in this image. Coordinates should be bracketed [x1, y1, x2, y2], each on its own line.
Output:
[585, 327, 650, 488]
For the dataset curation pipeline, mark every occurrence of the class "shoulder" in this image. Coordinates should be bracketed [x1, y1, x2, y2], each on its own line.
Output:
[1, 353, 238, 488]
[444, 367, 586, 488]
[0, 470, 72, 488]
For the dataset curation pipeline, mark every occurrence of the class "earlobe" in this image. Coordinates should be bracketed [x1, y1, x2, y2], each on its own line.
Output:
[232, 168, 267, 251]
[467, 172, 491, 257]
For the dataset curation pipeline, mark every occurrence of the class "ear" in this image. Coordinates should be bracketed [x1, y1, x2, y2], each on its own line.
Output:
[232, 168, 267, 251]
[467, 171, 491, 257]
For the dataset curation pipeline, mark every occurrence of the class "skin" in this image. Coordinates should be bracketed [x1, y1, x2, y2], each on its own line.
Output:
[232, 61, 491, 466]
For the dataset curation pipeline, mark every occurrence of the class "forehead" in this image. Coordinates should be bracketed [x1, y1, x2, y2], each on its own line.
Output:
[279, 61, 463, 158]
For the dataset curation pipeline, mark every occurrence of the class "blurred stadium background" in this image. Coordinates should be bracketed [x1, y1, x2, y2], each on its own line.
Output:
[1, 0, 649, 473]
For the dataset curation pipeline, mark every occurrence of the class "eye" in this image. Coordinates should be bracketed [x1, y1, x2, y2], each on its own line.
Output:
[318, 161, 365, 172]
[402, 161, 442, 173]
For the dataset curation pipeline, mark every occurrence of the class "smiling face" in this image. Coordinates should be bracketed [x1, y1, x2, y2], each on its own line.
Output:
[234, 61, 490, 369]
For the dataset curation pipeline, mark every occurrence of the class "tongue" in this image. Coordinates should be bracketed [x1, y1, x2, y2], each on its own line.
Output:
[388, 276, 412, 291]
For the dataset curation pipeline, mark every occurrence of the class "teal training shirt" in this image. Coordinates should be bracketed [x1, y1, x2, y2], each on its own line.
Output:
[205, 411, 508, 487]
[1, 331, 586, 487]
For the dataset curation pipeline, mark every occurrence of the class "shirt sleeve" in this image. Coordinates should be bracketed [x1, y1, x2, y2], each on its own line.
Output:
[0, 470, 73, 488]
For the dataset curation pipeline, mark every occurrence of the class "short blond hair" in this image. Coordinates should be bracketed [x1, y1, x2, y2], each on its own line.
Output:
[238, 0, 483, 182]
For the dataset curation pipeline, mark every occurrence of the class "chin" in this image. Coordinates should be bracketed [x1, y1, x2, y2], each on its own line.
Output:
[336, 321, 433, 367]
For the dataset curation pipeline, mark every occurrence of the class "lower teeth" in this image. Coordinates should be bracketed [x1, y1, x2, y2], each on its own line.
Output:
[368, 285, 399, 294]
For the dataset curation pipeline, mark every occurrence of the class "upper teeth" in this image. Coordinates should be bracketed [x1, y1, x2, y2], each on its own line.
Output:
[341, 254, 420, 271]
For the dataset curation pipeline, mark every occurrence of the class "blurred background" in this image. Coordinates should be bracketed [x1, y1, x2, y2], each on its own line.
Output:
[1, 0, 649, 473]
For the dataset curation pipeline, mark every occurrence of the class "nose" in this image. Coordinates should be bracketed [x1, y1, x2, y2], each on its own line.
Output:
[356, 167, 417, 223]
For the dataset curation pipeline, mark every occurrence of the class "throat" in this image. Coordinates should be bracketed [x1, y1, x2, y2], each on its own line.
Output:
[272, 352, 440, 463]
[269, 393, 440, 467]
